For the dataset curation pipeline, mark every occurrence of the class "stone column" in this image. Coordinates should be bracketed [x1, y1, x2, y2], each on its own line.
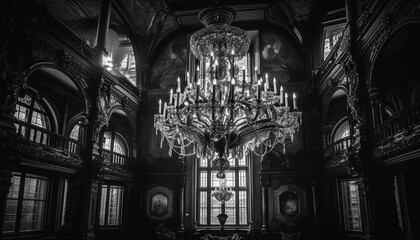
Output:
[178, 162, 186, 240]
[260, 175, 270, 239]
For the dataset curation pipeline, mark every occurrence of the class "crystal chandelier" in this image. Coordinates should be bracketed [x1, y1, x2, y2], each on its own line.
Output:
[154, 5, 302, 166]
[212, 179, 233, 203]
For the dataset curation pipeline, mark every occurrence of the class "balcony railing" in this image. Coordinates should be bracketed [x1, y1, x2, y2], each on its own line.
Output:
[375, 104, 420, 145]
[14, 120, 83, 157]
[102, 149, 129, 167]
[324, 136, 351, 157]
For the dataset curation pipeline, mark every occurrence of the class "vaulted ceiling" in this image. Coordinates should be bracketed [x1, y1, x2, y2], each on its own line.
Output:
[34, 0, 322, 51]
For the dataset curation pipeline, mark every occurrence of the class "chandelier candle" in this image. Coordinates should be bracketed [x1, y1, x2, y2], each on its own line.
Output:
[280, 86, 284, 104]
[273, 78, 277, 94]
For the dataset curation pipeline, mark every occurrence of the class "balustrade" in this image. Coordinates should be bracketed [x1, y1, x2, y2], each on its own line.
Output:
[102, 149, 128, 166]
[14, 120, 83, 157]
[324, 136, 351, 157]
[375, 104, 420, 145]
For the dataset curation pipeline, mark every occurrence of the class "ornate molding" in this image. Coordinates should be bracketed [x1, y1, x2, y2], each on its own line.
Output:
[17, 140, 83, 169]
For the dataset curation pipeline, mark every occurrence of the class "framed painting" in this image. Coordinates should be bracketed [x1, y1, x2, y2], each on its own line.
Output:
[274, 184, 307, 223]
[147, 186, 173, 220]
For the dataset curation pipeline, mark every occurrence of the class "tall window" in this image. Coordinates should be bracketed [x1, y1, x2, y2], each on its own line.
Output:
[118, 52, 136, 85]
[14, 94, 50, 144]
[323, 23, 346, 59]
[102, 131, 128, 165]
[68, 122, 83, 155]
[198, 156, 249, 226]
[99, 184, 124, 226]
[340, 179, 363, 231]
[3, 173, 49, 234]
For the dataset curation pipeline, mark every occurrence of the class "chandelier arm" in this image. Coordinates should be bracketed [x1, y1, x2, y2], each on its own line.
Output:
[178, 126, 206, 148]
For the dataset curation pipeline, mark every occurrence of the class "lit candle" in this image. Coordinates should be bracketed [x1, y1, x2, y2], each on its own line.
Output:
[212, 79, 217, 102]
[265, 75, 269, 91]
[163, 102, 167, 117]
[257, 79, 262, 101]
[273, 77, 277, 94]
[158, 99, 162, 114]
[186, 72, 190, 87]
[293, 93, 297, 110]
[280, 86, 283, 105]
[285, 92, 288, 108]
[169, 89, 173, 105]
[177, 77, 181, 92]
[230, 78, 235, 102]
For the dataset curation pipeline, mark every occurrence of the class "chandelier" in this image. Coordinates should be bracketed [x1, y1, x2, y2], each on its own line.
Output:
[212, 179, 233, 203]
[154, 5, 302, 167]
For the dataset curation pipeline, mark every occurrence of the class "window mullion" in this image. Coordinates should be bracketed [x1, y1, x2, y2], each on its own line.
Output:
[27, 96, 36, 126]
[235, 165, 239, 225]
[15, 174, 25, 233]
[207, 166, 211, 225]
[105, 185, 110, 226]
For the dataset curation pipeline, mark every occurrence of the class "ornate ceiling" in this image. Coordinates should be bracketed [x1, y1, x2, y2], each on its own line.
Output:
[34, 0, 318, 44]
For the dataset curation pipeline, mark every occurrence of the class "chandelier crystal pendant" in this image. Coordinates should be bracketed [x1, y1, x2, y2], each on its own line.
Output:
[154, 5, 302, 166]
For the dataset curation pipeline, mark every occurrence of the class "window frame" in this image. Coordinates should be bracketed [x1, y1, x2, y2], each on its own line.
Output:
[3, 172, 50, 235]
[99, 184, 125, 227]
[333, 118, 350, 142]
[14, 94, 52, 145]
[196, 155, 250, 227]
[321, 21, 346, 61]
[338, 178, 364, 232]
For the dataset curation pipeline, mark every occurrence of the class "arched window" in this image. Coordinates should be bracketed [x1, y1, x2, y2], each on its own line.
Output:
[68, 122, 84, 155]
[102, 131, 128, 165]
[14, 94, 50, 144]
[69, 124, 80, 141]
[333, 120, 350, 142]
